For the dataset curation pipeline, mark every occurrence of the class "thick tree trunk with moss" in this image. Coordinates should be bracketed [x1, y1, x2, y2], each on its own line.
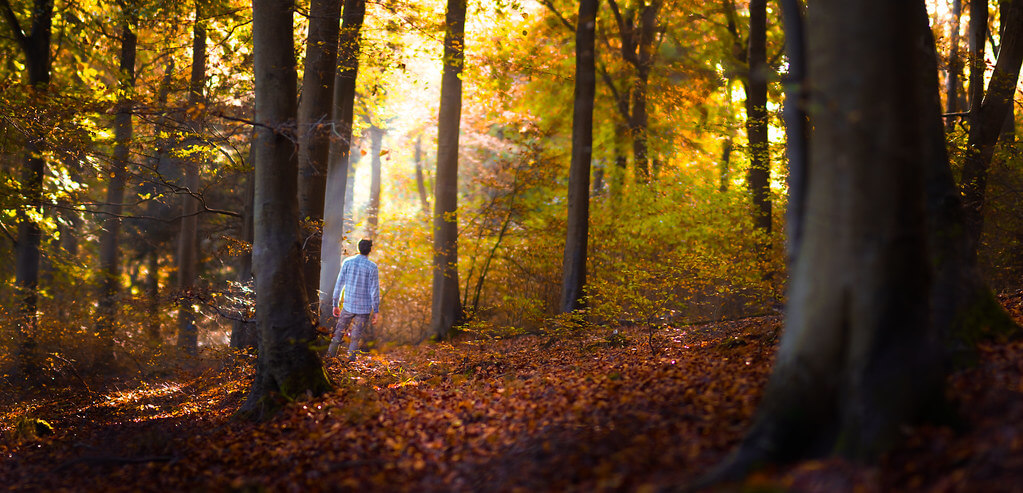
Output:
[707, 1, 948, 481]
[318, 0, 366, 327]
[431, 0, 467, 338]
[95, 17, 137, 359]
[298, 0, 341, 313]
[560, 0, 598, 314]
[239, 0, 331, 421]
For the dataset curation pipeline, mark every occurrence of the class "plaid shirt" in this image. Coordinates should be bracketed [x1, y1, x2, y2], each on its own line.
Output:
[332, 254, 380, 314]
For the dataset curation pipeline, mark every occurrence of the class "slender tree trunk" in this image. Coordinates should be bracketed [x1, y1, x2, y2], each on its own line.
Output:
[239, 0, 331, 421]
[298, 0, 342, 313]
[8, 0, 53, 377]
[414, 135, 431, 220]
[560, 0, 598, 314]
[318, 0, 366, 326]
[230, 156, 257, 349]
[968, 0, 988, 114]
[707, 0, 945, 481]
[366, 125, 383, 237]
[95, 16, 137, 359]
[141, 58, 176, 344]
[145, 250, 160, 341]
[961, 0, 1023, 258]
[176, 3, 206, 355]
[945, 0, 965, 131]
[431, 0, 467, 338]
[746, 0, 771, 241]
[779, 0, 808, 263]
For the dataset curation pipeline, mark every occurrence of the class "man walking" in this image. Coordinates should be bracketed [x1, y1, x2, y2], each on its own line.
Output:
[327, 238, 381, 360]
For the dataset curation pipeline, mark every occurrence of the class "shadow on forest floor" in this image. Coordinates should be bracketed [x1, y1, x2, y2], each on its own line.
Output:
[2, 296, 1023, 492]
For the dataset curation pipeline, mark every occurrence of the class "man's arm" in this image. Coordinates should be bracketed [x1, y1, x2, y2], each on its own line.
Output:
[332, 260, 347, 311]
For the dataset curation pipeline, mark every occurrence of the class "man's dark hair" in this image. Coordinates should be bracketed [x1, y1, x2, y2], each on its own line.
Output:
[358, 238, 373, 255]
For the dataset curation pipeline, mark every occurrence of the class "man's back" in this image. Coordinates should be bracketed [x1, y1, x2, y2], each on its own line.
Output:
[334, 254, 379, 314]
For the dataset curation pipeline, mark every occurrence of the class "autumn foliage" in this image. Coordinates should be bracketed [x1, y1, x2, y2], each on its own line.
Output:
[4, 294, 1023, 491]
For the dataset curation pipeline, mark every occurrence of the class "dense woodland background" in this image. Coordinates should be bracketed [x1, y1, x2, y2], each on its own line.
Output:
[3, 0, 1023, 490]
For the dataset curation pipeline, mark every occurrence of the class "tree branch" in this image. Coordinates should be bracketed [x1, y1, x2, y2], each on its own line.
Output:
[538, 0, 574, 32]
[0, 220, 16, 245]
[0, 0, 28, 50]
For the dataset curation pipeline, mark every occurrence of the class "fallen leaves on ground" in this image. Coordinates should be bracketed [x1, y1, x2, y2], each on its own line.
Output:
[1, 309, 1022, 492]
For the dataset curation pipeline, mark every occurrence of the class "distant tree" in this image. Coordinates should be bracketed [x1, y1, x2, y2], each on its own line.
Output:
[238, 0, 330, 420]
[176, 1, 207, 355]
[960, 0, 1023, 258]
[298, 0, 342, 311]
[366, 124, 383, 238]
[95, 6, 138, 359]
[230, 145, 256, 350]
[413, 135, 430, 220]
[560, 0, 598, 314]
[3, 0, 53, 375]
[606, 0, 662, 182]
[318, 0, 366, 327]
[745, 0, 770, 243]
[431, 0, 467, 338]
[944, 0, 965, 132]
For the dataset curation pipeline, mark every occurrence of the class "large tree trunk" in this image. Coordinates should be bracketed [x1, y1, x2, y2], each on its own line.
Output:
[745, 0, 771, 242]
[560, 0, 598, 314]
[318, 0, 366, 327]
[239, 0, 331, 421]
[298, 0, 341, 313]
[707, 0, 947, 480]
[431, 0, 467, 338]
[366, 125, 383, 237]
[95, 16, 137, 359]
[8, 0, 54, 377]
[176, 3, 206, 355]
[961, 0, 1023, 259]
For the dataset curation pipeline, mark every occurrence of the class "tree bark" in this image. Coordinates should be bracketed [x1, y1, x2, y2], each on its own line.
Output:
[95, 15, 137, 359]
[560, 0, 598, 314]
[961, 0, 1023, 259]
[706, 0, 947, 481]
[176, 2, 206, 355]
[7, 0, 53, 376]
[431, 0, 467, 338]
[298, 0, 342, 313]
[318, 0, 365, 327]
[746, 0, 771, 242]
[239, 0, 331, 421]
[366, 125, 383, 238]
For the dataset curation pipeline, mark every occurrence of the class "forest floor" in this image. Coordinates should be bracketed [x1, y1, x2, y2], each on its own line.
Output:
[3, 295, 1023, 492]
